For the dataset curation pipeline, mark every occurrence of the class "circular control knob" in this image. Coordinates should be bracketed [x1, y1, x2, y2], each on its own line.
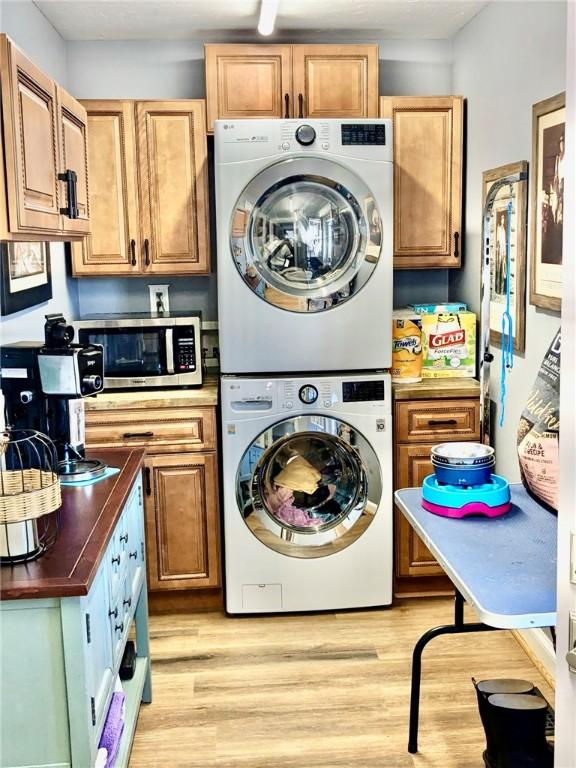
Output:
[295, 124, 316, 146]
[299, 385, 318, 404]
[82, 374, 102, 392]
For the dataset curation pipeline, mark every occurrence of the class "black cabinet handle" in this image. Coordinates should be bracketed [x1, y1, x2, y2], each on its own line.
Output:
[298, 93, 304, 118]
[59, 170, 79, 219]
[427, 419, 458, 427]
[144, 238, 150, 266]
[284, 93, 290, 118]
[115, 622, 124, 634]
[129, 550, 138, 560]
[454, 231, 460, 259]
[145, 467, 152, 496]
[111, 554, 121, 566]
[130, 239, 136, 266]
[108, 606, 118, 619]
[123, 431, 154, 439]
[120, 533, 128, 544]
[123, 597, 132, 609]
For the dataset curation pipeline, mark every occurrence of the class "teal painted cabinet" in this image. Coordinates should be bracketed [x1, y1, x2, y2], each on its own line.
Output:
[0, 474, 151, 768]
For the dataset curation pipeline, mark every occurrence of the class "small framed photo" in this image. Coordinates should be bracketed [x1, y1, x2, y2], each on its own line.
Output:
[0, 242, 52, 316]
[483, 161, 528, 353]
[530, 92, 565, 312]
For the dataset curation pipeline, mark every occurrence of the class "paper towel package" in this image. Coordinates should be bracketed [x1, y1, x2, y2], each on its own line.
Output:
[421, 311, 477, 378]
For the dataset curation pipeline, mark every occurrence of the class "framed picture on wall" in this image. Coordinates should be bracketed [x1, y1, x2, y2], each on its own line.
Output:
[482, 161, 528, 353]
[530, 91, 566, 312]
[0, 242, 52, 316]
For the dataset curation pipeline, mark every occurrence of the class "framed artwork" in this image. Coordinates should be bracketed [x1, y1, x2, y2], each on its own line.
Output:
[530, 91, 566, 312]
[0, 242, 52, 316]
[483, 161, 528, 353]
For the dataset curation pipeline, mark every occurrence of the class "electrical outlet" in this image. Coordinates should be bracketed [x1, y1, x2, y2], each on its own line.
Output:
[148, 284, 170, 315]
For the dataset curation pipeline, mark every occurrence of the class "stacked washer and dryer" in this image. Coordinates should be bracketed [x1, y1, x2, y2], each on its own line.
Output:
[215, 118, 394, 614]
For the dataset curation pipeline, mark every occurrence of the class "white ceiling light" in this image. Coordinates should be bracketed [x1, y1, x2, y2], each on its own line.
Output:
[258, 0, 279, 36]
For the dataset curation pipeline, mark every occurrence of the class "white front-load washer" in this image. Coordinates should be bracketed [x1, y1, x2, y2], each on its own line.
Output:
[221, 372, 393, 613]
[215, 119, 393, 374]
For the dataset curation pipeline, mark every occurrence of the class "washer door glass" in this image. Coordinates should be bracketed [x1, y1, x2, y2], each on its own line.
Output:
[236, 415, 382, 558]
[231, 157, 383, 313]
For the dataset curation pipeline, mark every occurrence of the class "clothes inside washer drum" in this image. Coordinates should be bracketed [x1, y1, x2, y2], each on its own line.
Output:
[273, 455, 321, 495]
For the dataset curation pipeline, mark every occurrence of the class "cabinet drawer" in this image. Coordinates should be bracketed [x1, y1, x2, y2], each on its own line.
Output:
[85, 407, 216, 452]
[395, 399, 480, 443]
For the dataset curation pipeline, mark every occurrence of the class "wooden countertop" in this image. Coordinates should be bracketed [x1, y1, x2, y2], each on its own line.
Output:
[0, 448, 145, 601]
[393, 378, 480, 400]
[85, 379, 218, 411]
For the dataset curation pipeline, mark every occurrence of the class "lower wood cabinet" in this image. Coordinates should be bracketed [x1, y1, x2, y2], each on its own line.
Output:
[85, 400, 221, 592]
[393, 386, 480, 594]
[144, 452, 220, 590]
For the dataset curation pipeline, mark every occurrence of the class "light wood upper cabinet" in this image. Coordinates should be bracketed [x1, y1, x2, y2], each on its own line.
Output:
[380, 96, 463, 269]
[136, 101, 210, 275]
[292, 45, 379, 120]
[72, 101, 140, 275]
[0, 34, 91, 240]
[72, 99, 210, 277]
[57, 86, 90, 235]
[205, 43, 379, 131]
[144, 452, 221, 591]
[205, 44, 292, 132]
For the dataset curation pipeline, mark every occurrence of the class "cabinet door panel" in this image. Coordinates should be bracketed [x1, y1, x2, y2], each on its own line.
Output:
[144, 452, 220, 590]
[0, 37, 61, 233]
[205, 44, 293, 131]
[137, 101, 210, 274]
[58, 87, 90, 235]
[71, 100, 140, 274]
[380, 96, 463, 268]
[395, 443, 445, 577]
[293, 45, 378, 119]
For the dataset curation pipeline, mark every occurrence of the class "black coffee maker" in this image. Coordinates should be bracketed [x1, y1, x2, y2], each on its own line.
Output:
[1, 314, 107, 480]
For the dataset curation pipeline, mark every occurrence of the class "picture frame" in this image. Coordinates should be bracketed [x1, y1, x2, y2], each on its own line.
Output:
[0, 242, 52, 316]
[530, 91, 566, 312]
[482, 161, 528, 353]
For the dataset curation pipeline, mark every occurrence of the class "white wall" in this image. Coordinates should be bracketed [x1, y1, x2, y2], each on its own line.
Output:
[450, 0, 566, 481]
[66, 37, 453, 319]
[0, 1, 79, 342]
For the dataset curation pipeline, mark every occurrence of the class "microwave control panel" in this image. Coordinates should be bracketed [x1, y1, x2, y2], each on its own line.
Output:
[174, 327, 197, 372]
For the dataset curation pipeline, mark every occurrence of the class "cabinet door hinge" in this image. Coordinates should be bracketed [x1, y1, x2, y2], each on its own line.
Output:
[90, 696, 96, 727]
[85, 613, 91, 644]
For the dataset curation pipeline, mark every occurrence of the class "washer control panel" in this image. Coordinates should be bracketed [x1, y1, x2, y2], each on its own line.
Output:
[299, 384, 318, 404]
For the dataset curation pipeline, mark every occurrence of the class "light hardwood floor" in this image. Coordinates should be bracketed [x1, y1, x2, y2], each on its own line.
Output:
[129, 598, 553, 768]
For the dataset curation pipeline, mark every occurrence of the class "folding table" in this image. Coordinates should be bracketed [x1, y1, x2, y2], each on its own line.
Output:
[394, 483, 557, 753]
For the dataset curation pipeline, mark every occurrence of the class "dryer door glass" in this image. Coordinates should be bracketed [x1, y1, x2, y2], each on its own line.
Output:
[236, 415, 382, 558]
[230, 157, 383, 313]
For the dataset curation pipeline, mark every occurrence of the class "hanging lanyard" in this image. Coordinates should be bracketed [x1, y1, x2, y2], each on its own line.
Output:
[499, 199, 514, 427]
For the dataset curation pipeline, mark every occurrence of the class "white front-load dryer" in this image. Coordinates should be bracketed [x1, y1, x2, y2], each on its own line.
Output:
[221, 372, 393, 613]
[215, 119, 393, 374]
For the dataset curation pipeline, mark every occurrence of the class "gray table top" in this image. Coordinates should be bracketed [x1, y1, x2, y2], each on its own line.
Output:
[394, 483, 557, 629]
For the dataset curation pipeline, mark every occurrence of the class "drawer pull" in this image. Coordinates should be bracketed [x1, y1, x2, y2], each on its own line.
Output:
[111, 554, 121, 566]
[123, 597, 132, 609]
[115, 622, 124, 634]
[108, 607, 118, 619]
[120, 533, 128, 544]
[427, 419, 458, 427]
[123, 431, 154, 439]
[129, 550, 138, 560]
[145, 467, 152, 496]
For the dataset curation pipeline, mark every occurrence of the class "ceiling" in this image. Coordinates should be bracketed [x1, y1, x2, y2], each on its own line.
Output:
[33, 0, 490, 41]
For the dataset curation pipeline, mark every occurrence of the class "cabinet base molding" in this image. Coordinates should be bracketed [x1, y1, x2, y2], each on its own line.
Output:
[149, 588, 223, 614]
[394, 575, 454, 598]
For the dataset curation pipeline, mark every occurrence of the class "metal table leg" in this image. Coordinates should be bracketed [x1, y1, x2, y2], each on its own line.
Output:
[408, 590, 497, 754]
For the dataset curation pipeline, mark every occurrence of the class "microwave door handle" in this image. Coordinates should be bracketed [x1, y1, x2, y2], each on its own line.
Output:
[165, 329, 175, 374]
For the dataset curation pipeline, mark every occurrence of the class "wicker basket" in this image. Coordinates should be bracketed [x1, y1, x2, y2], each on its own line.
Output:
[0, 429, 62, 563]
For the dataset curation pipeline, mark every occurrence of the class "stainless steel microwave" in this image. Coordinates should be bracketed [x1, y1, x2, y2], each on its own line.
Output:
[74, 313, 202, 389]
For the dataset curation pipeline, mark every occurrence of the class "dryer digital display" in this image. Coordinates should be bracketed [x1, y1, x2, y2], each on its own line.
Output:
[342, 380, 385, 402]
[341, 124, 386, 146]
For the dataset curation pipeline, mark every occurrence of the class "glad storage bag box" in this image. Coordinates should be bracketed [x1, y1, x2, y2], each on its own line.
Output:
[421, 311, 477, 378]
